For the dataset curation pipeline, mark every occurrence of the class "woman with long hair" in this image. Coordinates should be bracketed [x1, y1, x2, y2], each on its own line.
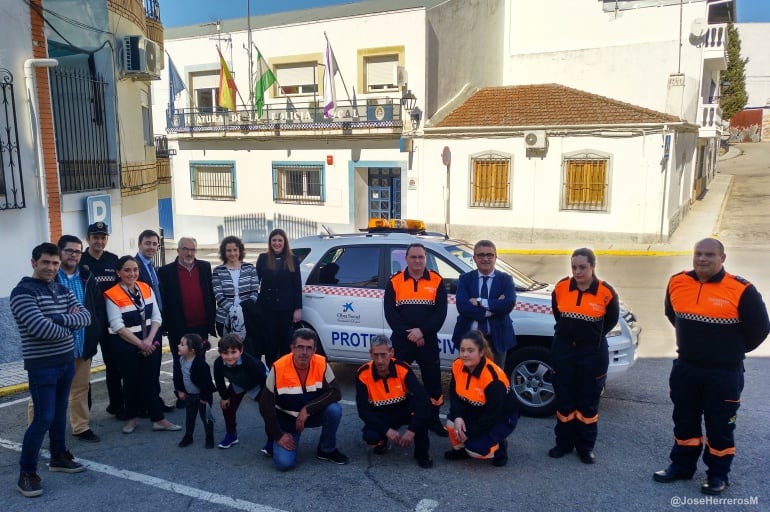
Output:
[212, 236, 259, 354]
[104, 256, 180, 434]
[548, 248, 619, 464]
[255, 229, 302, 367]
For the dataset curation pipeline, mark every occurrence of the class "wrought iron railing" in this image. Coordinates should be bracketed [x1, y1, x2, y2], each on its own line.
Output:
[154, 135, 174, 157]
[218, 213, 318, 243]
[167, 97, 405, 133]
[50, 66, 117, 193]
[0, 68, 25, 210]
[144, 0, 160, 21]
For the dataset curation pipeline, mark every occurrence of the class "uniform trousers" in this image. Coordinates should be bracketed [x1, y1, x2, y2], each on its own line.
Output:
[667, 359, 744, 480]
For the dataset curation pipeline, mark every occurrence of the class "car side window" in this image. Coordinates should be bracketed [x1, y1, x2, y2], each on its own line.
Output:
[426, 251, 460, 295]
[309, 246, 381, 288]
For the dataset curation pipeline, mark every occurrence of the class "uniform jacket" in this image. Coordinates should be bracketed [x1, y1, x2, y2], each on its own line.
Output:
[665, 268, 769, 365]
[157, 258, 216, 340]
[259, 353, 341, 440]
[355, 358, 430, 434]
[384, 269, 448, 346]
[552, 276, 619, 347]
[448, 357, 519, 439]
[452, 270, 517, 354]
[104, 281, 159, 353]
[77, 266, 107, 360]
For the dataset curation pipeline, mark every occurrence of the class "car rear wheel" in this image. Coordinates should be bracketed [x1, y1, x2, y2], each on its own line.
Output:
[508, 345, 556, 417]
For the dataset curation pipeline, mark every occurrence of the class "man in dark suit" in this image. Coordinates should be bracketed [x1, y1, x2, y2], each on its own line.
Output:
[134, 229, 174, 413]
[452, 240, 517, 371]
[158, 236, 216, 407]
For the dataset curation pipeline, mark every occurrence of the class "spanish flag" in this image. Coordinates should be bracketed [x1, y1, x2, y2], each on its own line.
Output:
[217, 48, 237, 112]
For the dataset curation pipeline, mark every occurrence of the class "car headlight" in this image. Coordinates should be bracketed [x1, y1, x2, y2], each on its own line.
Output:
[606, 322, 622, 338]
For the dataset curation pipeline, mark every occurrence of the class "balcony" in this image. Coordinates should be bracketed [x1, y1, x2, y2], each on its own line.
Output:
[702, 23, 727, 71]
[698, 102, 723, 138]
[144, 0, 164, 54]
[166, 97, 407, 138]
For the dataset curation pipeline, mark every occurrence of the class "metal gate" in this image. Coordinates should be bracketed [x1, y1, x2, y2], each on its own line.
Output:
[0, 68, 25, 210]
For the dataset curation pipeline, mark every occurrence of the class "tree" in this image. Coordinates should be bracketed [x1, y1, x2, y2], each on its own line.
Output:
[720, 23, 748, 121]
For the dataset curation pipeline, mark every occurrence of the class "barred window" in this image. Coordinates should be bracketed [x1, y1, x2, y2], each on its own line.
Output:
[272, 162, 324, 204]
[189, 162, 236, 200]
[561, 152, 610, 212]
[469, 153, 511, 208]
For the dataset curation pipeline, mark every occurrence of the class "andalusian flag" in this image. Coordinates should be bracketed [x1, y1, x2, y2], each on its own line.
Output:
[254, 48, 276, 118]
[217, 48, 237, 112]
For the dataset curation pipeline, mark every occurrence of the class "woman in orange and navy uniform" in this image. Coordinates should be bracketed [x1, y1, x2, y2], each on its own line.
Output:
[444, 330, 518, 467]
[548, 247, 619, 464]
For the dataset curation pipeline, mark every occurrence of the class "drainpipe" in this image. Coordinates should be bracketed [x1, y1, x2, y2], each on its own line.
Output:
[24, 58, 58, 242]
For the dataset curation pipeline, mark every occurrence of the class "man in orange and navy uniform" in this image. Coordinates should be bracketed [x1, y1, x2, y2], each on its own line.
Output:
[259, 328, 349, 471]
[384, 243, 448, 437]
[355, 335, 433, 468]
[549, 248, 619, 464]
[654, 238, 769, 496]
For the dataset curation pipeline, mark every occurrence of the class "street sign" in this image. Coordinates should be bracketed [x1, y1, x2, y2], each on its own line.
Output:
[86, 194, 112, 233]
[441, 146, 451, 166]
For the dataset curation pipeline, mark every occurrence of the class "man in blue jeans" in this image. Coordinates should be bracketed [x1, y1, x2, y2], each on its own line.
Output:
[259, 328, 349, 471]
[10, 243, 91, 497]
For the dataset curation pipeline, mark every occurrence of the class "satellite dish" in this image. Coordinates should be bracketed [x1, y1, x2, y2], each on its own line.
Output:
[690, 18, 707, 38]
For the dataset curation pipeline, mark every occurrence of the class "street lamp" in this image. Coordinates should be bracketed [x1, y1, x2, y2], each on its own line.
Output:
[400, 87, 421, 129]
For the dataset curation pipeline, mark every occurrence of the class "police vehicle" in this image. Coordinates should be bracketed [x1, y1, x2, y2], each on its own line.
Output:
[293, 219, 640, 417]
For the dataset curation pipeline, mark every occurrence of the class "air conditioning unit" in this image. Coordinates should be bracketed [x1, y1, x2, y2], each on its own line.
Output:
[524, 130, 547, 149]
[123, 35, 161, 80]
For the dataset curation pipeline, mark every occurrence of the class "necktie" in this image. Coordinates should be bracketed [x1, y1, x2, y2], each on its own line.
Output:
[148, 262, 163, 311]
[480, 275, 490, 334]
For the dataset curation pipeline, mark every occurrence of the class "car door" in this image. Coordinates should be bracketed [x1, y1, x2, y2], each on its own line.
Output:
[302, 244, 385, 362]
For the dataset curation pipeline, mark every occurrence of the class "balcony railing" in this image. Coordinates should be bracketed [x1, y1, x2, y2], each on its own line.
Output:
[154, 135, 175, 157]
[144, 0, 160, 21]
[703, 23, 727, 70]
[166, 97, 406, 134]
[698, 102, 723, 136]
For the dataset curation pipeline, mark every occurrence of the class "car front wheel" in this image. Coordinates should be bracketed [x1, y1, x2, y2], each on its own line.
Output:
[508, 345, 556, 418]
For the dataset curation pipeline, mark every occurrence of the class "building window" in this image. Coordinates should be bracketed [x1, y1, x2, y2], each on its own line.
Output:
[469, 152, 511, 208]
[364, 54, 398, 92]
[275, 63, 318, 96]
[272, 162, 325, 204]
[561, 152, 610, 212]
[189, 162, 236, 200]
[191, 72, 225, 113]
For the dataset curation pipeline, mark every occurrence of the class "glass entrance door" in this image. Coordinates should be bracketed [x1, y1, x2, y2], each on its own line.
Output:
[368, 167, 401, 219]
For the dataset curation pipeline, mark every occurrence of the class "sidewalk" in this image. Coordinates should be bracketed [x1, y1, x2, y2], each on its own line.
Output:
[0, 151, 738, 396]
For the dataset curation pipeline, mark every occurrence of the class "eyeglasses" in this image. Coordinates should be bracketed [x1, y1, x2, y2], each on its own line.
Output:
[474, 253, 496, 259]
[61, 249, 83, 256]
[179, 247, 197, 253]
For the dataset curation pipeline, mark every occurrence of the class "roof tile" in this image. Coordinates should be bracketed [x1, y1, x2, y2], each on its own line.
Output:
[433, 84, 682, 128]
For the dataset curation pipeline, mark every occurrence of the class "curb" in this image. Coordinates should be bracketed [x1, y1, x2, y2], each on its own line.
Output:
[0, 346, 169, 398]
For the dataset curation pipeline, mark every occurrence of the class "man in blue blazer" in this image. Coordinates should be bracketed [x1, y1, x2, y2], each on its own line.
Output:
[451, 240, 517, 371]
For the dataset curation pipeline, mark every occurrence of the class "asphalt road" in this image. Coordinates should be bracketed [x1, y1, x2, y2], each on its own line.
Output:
[1, 145, 769, 511]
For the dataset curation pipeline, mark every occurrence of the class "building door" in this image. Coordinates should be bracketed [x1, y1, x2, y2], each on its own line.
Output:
[368, 168, 401, 219]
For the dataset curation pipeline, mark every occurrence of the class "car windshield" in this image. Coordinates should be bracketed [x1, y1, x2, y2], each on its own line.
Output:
[443, 243, 547, 291]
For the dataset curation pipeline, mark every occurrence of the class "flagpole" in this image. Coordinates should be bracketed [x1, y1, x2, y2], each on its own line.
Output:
[247, 0, 254, 108]
[323, 32, 352, 104]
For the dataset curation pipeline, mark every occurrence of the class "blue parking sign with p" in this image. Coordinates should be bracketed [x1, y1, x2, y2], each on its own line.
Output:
[86, 195, 111, 233]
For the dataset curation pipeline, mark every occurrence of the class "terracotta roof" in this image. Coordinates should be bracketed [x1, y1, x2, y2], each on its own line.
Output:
[433, 84, 682, 128]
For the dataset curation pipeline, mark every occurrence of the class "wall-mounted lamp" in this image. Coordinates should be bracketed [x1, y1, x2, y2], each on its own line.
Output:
[410, 106, 422, 130]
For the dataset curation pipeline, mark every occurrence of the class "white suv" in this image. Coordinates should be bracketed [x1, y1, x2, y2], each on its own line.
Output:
[293, 230, 640, 417]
